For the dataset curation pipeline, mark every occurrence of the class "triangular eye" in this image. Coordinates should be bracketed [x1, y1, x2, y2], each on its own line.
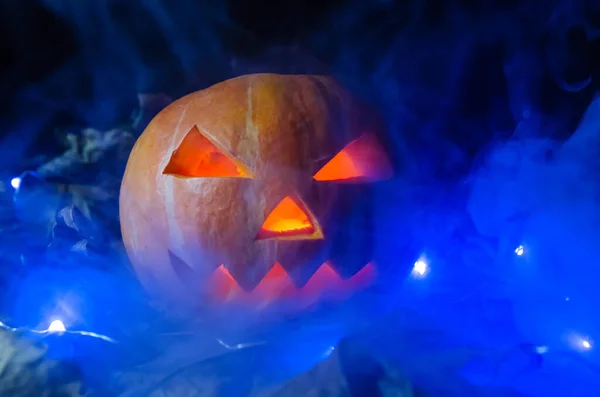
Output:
[313, 134, 393, 182]
[256, 196, 323, 240]
[163, 126, 253, 178]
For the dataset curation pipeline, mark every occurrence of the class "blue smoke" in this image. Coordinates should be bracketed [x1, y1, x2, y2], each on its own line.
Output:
[2, 0, 600, 395]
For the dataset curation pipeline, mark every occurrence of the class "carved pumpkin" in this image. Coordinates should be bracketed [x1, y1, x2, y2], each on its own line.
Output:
[119, 74, 393, 312]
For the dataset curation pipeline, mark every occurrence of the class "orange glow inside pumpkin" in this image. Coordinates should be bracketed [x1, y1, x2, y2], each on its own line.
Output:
[163, 126, 253, 178]
[313, 134, 393, 182]
[209, 261, 376, 307]
[256, 196, 322, 240]
[253, 262, 296, 300]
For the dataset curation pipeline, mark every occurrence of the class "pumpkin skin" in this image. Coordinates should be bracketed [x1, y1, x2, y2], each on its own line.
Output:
[119, 73, 392, 312]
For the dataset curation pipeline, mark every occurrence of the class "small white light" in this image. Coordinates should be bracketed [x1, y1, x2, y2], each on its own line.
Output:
[515, 245, 524, 256]
[10, 177, 21, 189]
[322, 346, 336, 358]
[535, 345, 549, 354]
[565, 297, 570, 302]
[568, 334, 593, 351]
[582, 339, 592, 349]
[412, 259, 429, 278]
[47, 320, 66, 333]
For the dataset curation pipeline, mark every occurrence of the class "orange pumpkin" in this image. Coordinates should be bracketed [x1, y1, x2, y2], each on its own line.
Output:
[119, 74, 393, 312]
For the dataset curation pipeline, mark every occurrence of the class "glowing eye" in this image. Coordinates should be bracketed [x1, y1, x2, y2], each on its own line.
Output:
[163, 126, 254, 178]
[313, 134, 393, 183]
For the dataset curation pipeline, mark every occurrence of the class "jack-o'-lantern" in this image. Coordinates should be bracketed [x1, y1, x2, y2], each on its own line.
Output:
[119, 74, 393, 314]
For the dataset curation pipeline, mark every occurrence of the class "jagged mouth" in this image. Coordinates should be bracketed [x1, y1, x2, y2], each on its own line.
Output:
[169, 251, 376, 309]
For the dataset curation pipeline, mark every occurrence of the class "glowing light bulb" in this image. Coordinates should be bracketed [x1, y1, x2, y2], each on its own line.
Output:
[515, 245, 524, 256]
[412, 259, 429, 278]
[582, 339, 592, 349]
[10, 177, 21, 189]
[570, 334, 593, 351]
[47, 320, 66, 333]
[322, 346, 336, 358]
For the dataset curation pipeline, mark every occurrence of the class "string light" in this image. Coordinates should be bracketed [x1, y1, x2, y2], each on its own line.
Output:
[0, 318, 116, 343]
[411, 257, 429, 278]
[322, 345, 336, 358]
[581, 339, 592, 350]
[568, 334, 593, 352]
[216, 338, 265, 350]
[47, 319, 66, 333]
[10, 177, 21, 189]
[515, 245, 524, 256]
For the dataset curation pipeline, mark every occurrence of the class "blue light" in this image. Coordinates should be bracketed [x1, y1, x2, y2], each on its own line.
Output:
[412, 257, 429, 278]
[10, 177, 21, 189]
[569, 334, 593, 352]
[582, 340, 592, 349]
[47, 319, 66, 333]
[515, 245, 524, 256]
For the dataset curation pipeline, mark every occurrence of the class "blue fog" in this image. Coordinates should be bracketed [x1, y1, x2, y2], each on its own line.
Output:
[1, 0, 600, 395]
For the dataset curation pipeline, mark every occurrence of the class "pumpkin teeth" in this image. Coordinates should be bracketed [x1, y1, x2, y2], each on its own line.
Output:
[275, 239, 330, 287]
[299, 262, 344, 299]
[344, 261, 377, 290]
[252, 262, 296, 301]
[206, 261, 376, 308]
[168, 251, 201, 291]
[326, 242, 373, 280]
[167, 250, 376, 308]
[209, 265, 246, 302]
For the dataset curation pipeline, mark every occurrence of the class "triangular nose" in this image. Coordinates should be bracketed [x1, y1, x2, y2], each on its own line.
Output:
[256, 196, 323, 240]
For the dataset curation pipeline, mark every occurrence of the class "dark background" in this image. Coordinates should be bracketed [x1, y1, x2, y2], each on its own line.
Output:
[1, 2, 600, 394]
[1, 0, 600, 181]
